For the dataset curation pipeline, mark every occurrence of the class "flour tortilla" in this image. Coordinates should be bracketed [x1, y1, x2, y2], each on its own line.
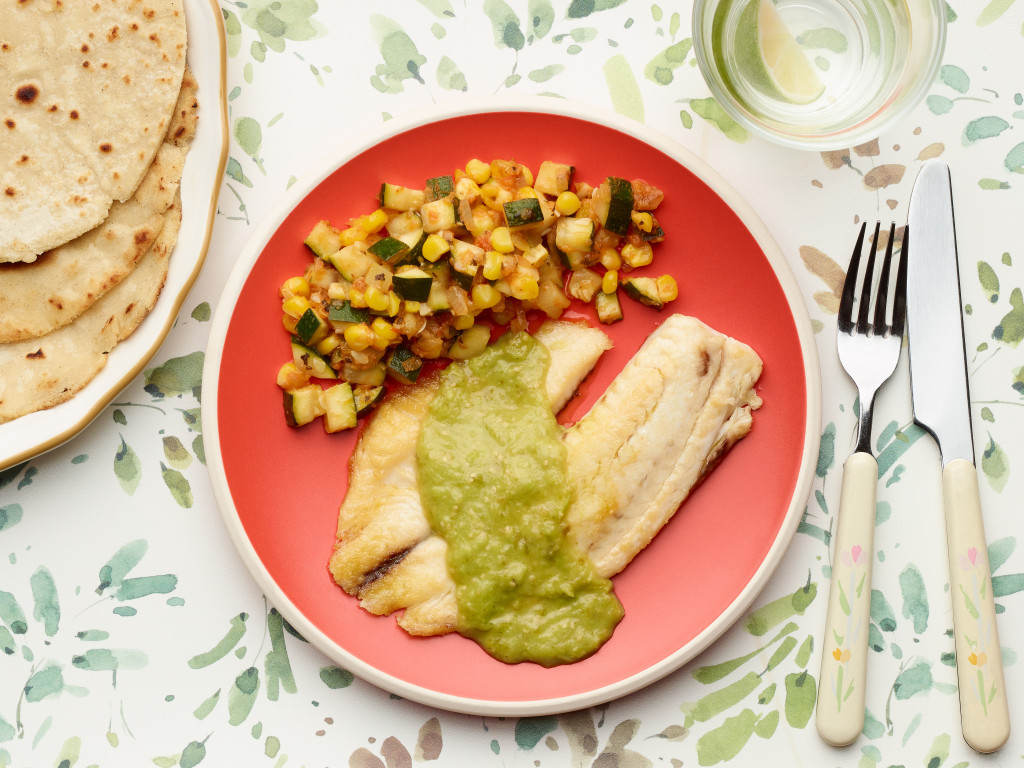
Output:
[0, 195, 181, 424]
[0, 68, 198, 342]
[0, 0, 188, 262]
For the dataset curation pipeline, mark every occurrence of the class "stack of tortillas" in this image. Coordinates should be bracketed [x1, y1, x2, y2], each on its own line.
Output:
[0, 0, 196, 424]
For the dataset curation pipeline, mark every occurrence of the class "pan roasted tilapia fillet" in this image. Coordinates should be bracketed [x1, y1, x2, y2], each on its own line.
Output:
[328, 314, 763, 636]
[564, 314, 763, 578]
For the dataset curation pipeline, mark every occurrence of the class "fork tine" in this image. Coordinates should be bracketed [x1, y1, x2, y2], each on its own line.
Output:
[856, 222, 881, 334]
[890, 225, 909, 337]
[872, 222, 897, 333]
[839, 221, 868, 333]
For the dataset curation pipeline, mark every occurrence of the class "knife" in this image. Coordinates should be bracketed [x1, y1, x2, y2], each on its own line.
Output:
[906, 160, 1010, 753]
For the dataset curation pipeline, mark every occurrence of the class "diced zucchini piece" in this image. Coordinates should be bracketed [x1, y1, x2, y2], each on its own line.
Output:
[294, 307, 328, 346]
[368, 236, 410, 263]
[320, 382, 357, 433]
[449, 238, 484, 270]
[555, 216, 595, 253]
[448, 324, 491, 360]
[328, 300, 371, 324]
[420, 198, 459, 233]
[392, 267, 433, 302]
[425, 262, 451, 311]
[621, 276, 664, 309]
[396, 230, 428, 265]
[597, 177, 634, 236]
[283, 385, 326, 427]
[533, 279, 571, 319]
[380, 183, 426, 211]
[534, 161, 575, 196]
[386, 345, 425, 385]
[343, 362, 387, 386]
[364, 261, 394, 295]
[503, 197, 545, 228]
[450, 266, 475, 291]
[386, 210, 423, 239]
[328, 244, 376, 281]
[595, 290, 624, 324]
[521, 243, 549, 267]
[353, 385, 386, 417]
[304, 220, 342, 259]
[291, 338, 337, 379]
[425, 175, 454, 202]
[449, 239, 483, 289]
[564, 250, 600, 270]
[567, 267, 602, 303]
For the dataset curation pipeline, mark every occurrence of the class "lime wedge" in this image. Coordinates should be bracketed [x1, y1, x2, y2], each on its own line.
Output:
[734, 0, 825, 105]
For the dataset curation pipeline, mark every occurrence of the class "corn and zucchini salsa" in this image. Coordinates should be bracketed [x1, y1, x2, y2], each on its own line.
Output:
[278, 158, 677, 431]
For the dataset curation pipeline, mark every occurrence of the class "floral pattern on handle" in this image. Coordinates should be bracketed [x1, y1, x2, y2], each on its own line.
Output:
[957, 546, 999, 715]
[828, 544, 867, 712]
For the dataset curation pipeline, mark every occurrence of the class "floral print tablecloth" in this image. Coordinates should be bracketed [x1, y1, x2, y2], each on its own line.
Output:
[2, 2, 1023, 766]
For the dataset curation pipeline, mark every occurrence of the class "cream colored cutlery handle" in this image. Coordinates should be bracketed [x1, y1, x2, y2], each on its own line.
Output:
[816, 452, 877, 746]
[943, 458, 1010, 753]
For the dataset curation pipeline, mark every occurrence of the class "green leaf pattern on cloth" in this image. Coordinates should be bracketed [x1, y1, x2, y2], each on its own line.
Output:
[1, 1, 1022, 766]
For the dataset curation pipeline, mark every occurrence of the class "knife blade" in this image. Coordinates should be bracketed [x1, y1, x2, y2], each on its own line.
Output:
[906, 160, 1010, 753]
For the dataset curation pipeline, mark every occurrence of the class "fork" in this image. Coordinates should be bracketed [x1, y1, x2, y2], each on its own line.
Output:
[816, 221, 908, 747]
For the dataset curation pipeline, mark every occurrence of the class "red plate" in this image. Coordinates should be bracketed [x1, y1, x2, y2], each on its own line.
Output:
[203, 98, 821, 715]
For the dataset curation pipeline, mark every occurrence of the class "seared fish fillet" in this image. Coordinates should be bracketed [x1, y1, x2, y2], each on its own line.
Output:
[564, 314, 762, 578]
[328, 314, 763, 636]
[327, 320, 613, 635]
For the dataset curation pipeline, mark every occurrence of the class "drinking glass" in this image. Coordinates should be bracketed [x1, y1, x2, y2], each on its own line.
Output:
[692, 0, 946, 150]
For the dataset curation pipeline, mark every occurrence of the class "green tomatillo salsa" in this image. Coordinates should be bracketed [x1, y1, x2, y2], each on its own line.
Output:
[416, 331, 623, 666]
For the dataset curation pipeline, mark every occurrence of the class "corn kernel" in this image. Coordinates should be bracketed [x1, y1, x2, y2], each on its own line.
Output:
[599, 248, 622, 271]
[472, 283, 502, 309]
[371, 317, 399, 341]
[364, 285, 390, 312]
[344, 323, 372, 351]
[282, 295, 311, 319]
[387, 291, 402, 317]
[327, 282, 348, 301]
[316, 334, 342, 357]
[404, 300, 421, 314]
[602, 269, 619, 294]
[348, 287, 366, 308]
[631, 210, 654, 233]
[490, 227, 514, 254]
[656, 274, 679, 303]
[509, 275, 540, 301]
[555, 191, 581, 216]
[340, 227, 365, 246]
[276, 361, 309, 390]
[466, 158, 491, 184]
[453, 313, 475, 330]
[359, 208, 388, 233]
[281, 276, 310, 299]
[520, 165, 534, 187]
[483, 251, 504, 281]
[620, 242, 654, 268]
[480, 182, 511, 213]
[516, 186, 539, 200]
[422, 233, 450, 262]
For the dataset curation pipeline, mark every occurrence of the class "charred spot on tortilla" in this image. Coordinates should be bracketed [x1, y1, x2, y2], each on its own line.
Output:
[15, 84, 39, 103]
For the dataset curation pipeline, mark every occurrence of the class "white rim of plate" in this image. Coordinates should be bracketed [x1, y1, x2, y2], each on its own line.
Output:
[202, 95, 823, 717]
[0, 0, 229, 472]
